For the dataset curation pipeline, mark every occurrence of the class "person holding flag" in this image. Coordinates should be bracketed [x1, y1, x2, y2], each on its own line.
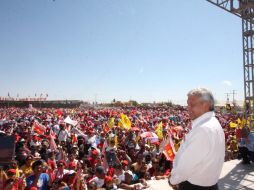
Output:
[169, 88, 225, 190]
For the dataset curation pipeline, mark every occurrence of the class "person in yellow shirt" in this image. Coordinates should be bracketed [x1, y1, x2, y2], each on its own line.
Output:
[21, 155, 34, 177]
[9, 160, 21, 178]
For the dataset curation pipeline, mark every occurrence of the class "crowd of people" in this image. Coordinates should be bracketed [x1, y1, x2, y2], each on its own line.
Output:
[0, 104, 252, 190]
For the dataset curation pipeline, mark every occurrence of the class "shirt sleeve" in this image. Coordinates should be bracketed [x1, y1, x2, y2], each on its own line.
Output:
[170, 129, 210, 185]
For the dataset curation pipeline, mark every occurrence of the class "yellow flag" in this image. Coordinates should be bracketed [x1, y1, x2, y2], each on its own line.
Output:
[237, 118, 244, 129]
[241, 118, 247, 128]
[118, 120, 124, 130]
[156, 122, 163, 140]
[114, 135, 118, 147]
[120, 113, 131, 130]
[229, 122, 237, 128]
[108, 118, 115, 129]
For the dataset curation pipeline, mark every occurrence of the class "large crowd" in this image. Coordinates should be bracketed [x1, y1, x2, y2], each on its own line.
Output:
[0, 106, 252, 190]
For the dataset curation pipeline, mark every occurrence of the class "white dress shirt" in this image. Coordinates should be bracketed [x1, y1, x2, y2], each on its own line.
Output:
[58, 129, 69, 142]
[170, 111, 225, 186]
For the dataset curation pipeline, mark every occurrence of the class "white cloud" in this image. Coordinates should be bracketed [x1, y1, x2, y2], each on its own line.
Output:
[222, 80, 232, 86]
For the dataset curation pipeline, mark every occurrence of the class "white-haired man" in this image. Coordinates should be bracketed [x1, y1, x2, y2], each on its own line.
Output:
[169, 88, 225, 190]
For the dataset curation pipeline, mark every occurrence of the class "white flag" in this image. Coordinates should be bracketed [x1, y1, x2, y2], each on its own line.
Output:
[64, 116, 78, 126]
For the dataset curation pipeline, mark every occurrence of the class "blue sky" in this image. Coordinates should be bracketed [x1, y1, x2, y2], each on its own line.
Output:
[0, 0, 243, 105]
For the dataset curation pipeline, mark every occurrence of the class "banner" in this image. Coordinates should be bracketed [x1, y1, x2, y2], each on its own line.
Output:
[0, 136, 15, 165]
[64, 116, 78, 126]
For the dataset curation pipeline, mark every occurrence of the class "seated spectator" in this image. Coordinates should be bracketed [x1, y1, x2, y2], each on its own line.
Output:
[131, 154, 145, 178]
[120, 170, 148, 190]
[113, 163, 125, 186]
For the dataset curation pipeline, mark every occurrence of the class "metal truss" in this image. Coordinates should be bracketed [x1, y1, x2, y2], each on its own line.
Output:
[207, 0, 254, 112]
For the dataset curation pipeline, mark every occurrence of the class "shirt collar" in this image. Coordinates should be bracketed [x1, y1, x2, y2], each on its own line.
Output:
[191, 111, 215, 130]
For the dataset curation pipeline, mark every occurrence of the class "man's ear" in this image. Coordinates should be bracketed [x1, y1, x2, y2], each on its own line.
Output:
[204, 101, 211, 111]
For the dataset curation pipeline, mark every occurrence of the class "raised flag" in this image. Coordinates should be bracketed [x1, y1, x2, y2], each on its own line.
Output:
[118, 119, 124, 130]
[64, 116, 78, 126]
[103, 124, 110, 134]
[33, 121, 46, 135]
[108, 117, 115, 129]
[163, 136, 176, 161]
[120, 113, 131, 130]
[163, 143, 175, 161]
[237, 118, 241, 125]
[56, 109, 63, 117]
[156, 122, 163, 140]
[229, 122, 237, 128]
[71, 134, 77, 144]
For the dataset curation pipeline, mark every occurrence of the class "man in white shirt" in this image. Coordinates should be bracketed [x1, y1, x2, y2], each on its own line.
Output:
[57, 124, 69, 142]
[169, 88, 225, 190]
[89, 166, 106, 188]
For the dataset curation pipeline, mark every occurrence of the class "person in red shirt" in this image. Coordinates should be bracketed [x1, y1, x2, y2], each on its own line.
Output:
[47, 152, 56, 171]
[87, 150, 99, 169]
[4, 169, 19, 190]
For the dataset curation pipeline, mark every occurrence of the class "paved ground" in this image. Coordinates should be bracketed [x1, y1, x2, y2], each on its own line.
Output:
[218, 159, 254, 190]
[144, 159, 254, 190]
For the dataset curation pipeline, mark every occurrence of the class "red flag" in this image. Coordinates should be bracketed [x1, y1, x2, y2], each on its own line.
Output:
[15, 134, 20, 143]
[163, 143, 175, 161]
[33, 122, 46, 135]
[71, 134, 77, 144]
[56, 109, 63, 117]
[103, 124, 110, 134]
[163, 136, 176, 161]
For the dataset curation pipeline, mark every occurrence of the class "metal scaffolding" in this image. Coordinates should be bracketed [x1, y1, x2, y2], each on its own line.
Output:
[207, 0, 254, 113]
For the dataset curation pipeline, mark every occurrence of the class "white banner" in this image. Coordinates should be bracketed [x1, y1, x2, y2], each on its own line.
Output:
[64, 116, 78, 126]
